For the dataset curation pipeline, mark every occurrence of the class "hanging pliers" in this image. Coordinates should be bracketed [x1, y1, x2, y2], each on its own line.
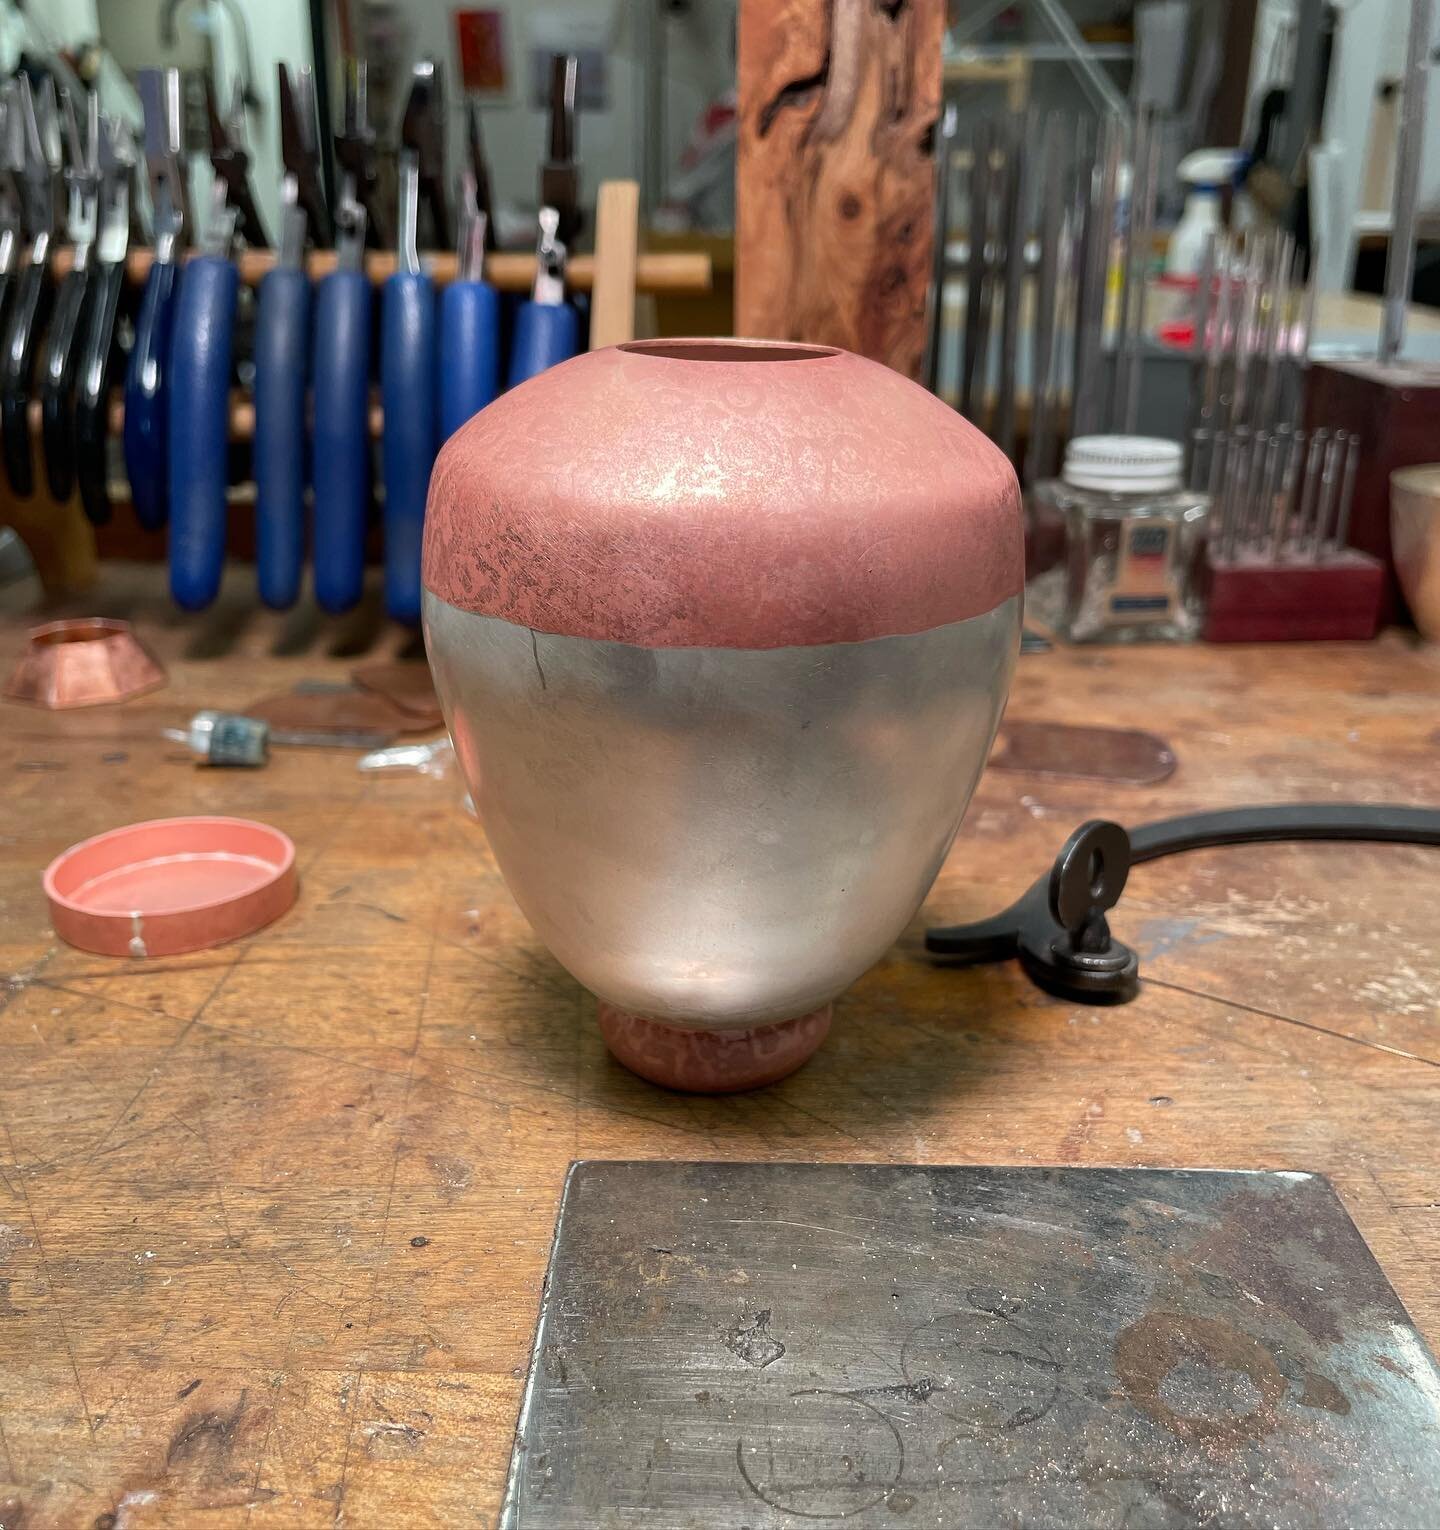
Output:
[335, 57, 387, 250]
[509, 55, 581, 386]
[167, 179, 239, 610]
[407, 57, 452, 253]
[311, 175, 371, 613]
[1, 76, 63, 497]
[123, 66, 189, 530]
[0, 93, 22, 350]
[465, 100, 497, 255]
[380, 60, 444, 623]
[438, 168, 499, 441]
[39, 89, 101, 503]
[253, 62, 325, 608]
[73, 116, 134, 525]
[277, 62, 330, 248]
[204, 75, 269, 251]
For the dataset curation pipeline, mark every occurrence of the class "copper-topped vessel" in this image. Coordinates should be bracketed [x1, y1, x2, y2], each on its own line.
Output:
[423, 339, 1023, 1090]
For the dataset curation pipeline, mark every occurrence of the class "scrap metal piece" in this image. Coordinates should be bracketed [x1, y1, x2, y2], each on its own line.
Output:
[504, 1160, 1440, 1529]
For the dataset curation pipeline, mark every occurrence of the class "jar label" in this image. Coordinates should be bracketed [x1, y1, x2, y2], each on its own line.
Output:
[1109, 520, 1176, 621]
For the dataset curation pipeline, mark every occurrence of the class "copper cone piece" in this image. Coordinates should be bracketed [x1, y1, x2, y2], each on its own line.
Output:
[4, 619, 166, 709]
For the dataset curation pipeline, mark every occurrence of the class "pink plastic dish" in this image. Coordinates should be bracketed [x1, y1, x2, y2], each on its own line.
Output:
[44, 816, 297, 958]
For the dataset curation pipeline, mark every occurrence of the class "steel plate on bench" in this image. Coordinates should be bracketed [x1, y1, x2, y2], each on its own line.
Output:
[502, 1163, 1440, 1528]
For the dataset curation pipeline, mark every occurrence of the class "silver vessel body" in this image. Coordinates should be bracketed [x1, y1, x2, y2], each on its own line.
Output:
[425, 593, 1020, 1029]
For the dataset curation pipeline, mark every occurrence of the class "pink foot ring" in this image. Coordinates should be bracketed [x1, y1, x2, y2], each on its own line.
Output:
[597, 1003, 833, 1093]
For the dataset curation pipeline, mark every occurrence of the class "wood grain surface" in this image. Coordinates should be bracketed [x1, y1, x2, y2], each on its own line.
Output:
[736, 0, 944, 376]
[1, 565, 1438, 1526]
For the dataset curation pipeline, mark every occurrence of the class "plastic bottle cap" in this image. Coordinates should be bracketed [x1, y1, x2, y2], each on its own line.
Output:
[1062, 435, 1184, 494]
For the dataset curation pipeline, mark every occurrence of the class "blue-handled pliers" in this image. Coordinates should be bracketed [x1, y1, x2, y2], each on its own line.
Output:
[166, 179, 239, 611]
[253, 194, 310, 609]
[168, 82, 270, 609]
[380, 59, 444, 624]
[123, 67, 190, 531]
[311, 177, 371, 614]
[509, 54, 582, 387]
[1, 76, 62, 498]
[438, 168, 500, 441]
[253, 62, 326, 609]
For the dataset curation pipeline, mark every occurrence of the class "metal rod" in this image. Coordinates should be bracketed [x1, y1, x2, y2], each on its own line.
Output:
[1197, 232, 1231, 431]
[972, 126, 1007, 434]
[1268, 426, 1303, 562]
[961, 119, 994, 420]
[1025, 111, 1065, 485]
[1220, 426, 1251, 562]
[1311, 431, 1345, 554]
[1380, 0, 1433, 363]
[1073, 114, 1119, 438]
[1242, 429, 1272, 551]
[1255, 231, 1292, 432]
[1230, 428, 1254, 553]
[1189, 426, 1212, 492]
[1295, 428, 1329, 559]
[1255, 424, 1287, 555]
[923, 102, 959, 395]
[1332, 433, 1360, 552]
[1207, 426, 1228, 503]
[1228, 232, 1266, 432]
[996, 112, 1029, 459]
[1186, 228, 1219, 454]
[1118, 106, 1159, 434]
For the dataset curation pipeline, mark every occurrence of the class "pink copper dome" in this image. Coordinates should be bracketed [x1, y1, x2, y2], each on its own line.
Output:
[422, 338, 1023, 649]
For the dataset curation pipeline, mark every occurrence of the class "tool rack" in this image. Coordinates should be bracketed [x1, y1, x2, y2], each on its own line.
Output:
[7, 180, 712, 595]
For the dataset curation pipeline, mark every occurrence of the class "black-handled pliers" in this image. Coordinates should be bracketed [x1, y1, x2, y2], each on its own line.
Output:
[1, 75, 63, 498]
[73, 115, 135, 524]
[0, 92, 26, 409]
[39, 88, 101, 503]
[204, 74, 269, 251]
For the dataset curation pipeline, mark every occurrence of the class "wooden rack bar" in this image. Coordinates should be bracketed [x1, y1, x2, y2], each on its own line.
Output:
[49, 245, 712, 295]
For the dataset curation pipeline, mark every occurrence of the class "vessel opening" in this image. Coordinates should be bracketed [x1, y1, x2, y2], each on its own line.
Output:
[617, 339, 840, 363]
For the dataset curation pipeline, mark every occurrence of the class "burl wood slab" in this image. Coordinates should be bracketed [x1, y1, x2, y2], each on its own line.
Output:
[736, 0, 944, 377]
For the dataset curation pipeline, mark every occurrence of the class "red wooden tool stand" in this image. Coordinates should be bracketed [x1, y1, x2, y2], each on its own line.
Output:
[1202, 548, 1386, 642]
[1306, 358, 1440, 621]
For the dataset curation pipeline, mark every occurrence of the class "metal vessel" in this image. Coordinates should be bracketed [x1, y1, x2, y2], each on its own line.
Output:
[423, 339, 1023, 1089]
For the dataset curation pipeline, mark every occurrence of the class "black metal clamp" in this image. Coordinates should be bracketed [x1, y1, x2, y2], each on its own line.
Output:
[926, 805, 1440, 1003]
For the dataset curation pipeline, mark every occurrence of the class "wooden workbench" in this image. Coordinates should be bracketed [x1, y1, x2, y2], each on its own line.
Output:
[1, 567, 1437, 1526]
